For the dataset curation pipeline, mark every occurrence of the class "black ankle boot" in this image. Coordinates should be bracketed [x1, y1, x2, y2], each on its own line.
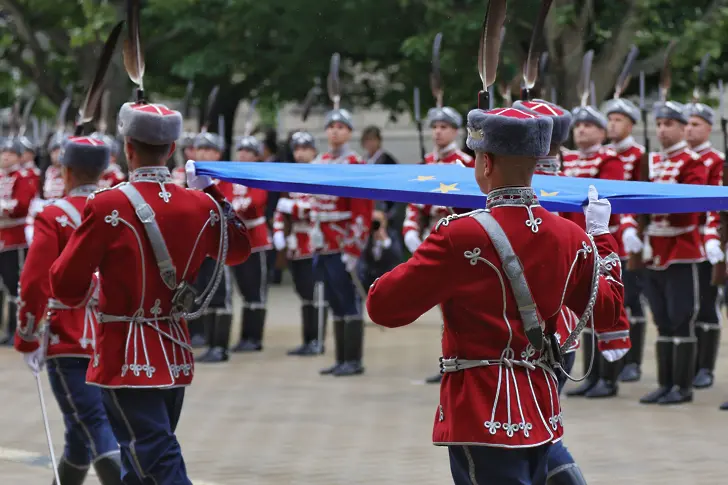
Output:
[93, 452, 123, 485]
[320, 319, 344, 375]
[659, 338, 696, 405]
[619, 318, 645, 382]
[693, 324, 720, 389]
[586, 355, 620, 398]
[334, 319, 365, 376]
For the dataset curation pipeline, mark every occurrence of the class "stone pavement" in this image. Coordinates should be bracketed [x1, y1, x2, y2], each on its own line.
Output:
[0, 282, 727, 484]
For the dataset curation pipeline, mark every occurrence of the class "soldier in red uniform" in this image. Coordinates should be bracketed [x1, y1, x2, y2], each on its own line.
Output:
[49, 102, 251, 484]
[0, 138, 39, 345]
[368, 106, 625, 484]
[15, 136, 122, 485]
[562, 106, 626, 398]
[43, 133, 68, 201]
[172, 132, 196, 187]
[603, 98, 648, 383]
[275, 131, 326, 356]
[402, 106, 474, 384]
[193, 131, 237, 362]
[310, 109, 373, 376]
[92, 133, 127, 190]
[228, 135, 273, 352]
[684, 102, 724, 389]
[621, 101, 707, 405]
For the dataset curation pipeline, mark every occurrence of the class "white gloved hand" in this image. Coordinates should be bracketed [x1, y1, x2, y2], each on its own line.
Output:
[602, 349, 629, 363]
[404, 231, 422, 253]
[184, 160, 213, 190]
[23, 348, 44, 375]
[583, 185, 612, 236]
[24, 225, 34, 246]
[273, 231, 286, 251]
[286, 233, 298, 251]
[622, 227, 643, 255]
[341, 252, 358, 273]
[276, 198, 294, 214]
[705, 239, 725, 265]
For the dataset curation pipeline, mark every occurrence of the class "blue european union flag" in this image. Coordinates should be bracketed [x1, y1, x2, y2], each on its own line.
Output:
[194, 161, 728, 214]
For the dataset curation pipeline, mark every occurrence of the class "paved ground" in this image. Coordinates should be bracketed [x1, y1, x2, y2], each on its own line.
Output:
[0, 280, 727, 484]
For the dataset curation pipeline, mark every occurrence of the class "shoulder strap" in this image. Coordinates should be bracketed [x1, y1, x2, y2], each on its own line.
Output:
[471, 211, 545, 351]
[118, 184, 178, 290]
[53, 199, 82, 227]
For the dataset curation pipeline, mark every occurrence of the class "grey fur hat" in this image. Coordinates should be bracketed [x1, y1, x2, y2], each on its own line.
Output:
[60, 136, 110, 172]
[571, 106, 608, 130]
[17, 135, 35, 153]
[512, 99, 572, 146]
[466, 107, 553, 157]
[653, 101, 687, 124]
[194, 132, 225, 152]
[1, 137, 23, 156]
[117, 102, 183, 145]
[604, 98, 640, 124]
[48, 132, 68, 152]
[325, 108, 353, 130]
[290, 131, 316, 150]
[427, 106, 463, 128]
[178, 132, 197, 149]
[236, 135, 261, 155]
[685, 102, 714, 125]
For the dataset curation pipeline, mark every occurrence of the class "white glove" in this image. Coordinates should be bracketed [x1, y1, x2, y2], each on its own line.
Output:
[286, 233, 298, 251]
[602, 349, 628, 363]
[273, 231, 286, 251]
[705, 239, 725, 265]
[24, 225, 34, 246]
[232, 197, 251, 212]
[583, 185, 611, 236]
[341, 252, 358, 273]
[622, 227, 643, 255]
[404, 231, 422, 253]
[184, 160, 213, 190]
[276, 198, 294, 214]
[23, 348, 44, 374]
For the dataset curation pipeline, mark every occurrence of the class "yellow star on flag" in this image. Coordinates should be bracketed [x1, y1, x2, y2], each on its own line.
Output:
[411, 175, 436, 181]
[540, 190, 559, 197]
[432, 182, 459, 194]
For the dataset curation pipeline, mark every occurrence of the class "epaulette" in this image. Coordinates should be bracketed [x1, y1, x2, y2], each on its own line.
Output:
[88, 186, 117, 200]
[434, 209, 478, 232]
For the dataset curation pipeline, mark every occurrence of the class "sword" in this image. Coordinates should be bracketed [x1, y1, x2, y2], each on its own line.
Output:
[35, 323, 60, 484]
[413, 87, 426, 164]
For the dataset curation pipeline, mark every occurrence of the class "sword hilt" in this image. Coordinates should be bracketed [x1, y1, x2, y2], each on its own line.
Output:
[521, 87, 531, 101]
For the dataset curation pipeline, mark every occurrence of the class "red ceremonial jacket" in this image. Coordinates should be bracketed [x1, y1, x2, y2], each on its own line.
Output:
[691, 141, 724, 245]
[15, 185, 100, 358]
[367, 187, 625, 448]
[43, 165, 66, 201]
[98, 164, 126, 190]
[534, 158, 630, 356]
[608, 136, 645, 182]
[403, 142, 475, 240]
[308, 147, 372, 257]
[273, 192, 314, 260]
[620, 141, 707, 270]
[231, 184, 271, 252]
[49, 167, 252, 388]
[0, 164, 39, 251]
[172, 166, 186, 188]
[562, 145, 625, 256]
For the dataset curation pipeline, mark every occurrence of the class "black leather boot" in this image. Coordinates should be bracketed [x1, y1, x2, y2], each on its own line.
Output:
[640, 339, 673, 404]
[693, 324, 720, 389]
[52, 457, 89, 485]
[232, 308, 264, 352]
[659, 338, 696, 405]
[334, 318, 364, 376]
[546, 462, 587, 485]
[0, 299, 17, 346]
[93, 452, 123, 485]
[288, 304, 315, 355]
[196, 312, 221, 363]
[320, 318, 344, 375]
[566, 329, 598, 396]
[187, 317, 206, 348]
[619, 318, 645, 382]
[585, 355, 621, 398]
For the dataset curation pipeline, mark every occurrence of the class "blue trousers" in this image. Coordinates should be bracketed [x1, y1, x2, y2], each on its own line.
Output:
[313, 253, 360, 318]
[449, 444, 551, 485]
[47, 358, 119, 468]
[102, 388, 191, 485]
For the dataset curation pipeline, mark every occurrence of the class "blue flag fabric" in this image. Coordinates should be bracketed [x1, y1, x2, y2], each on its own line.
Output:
[194, 161, 728, 214]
